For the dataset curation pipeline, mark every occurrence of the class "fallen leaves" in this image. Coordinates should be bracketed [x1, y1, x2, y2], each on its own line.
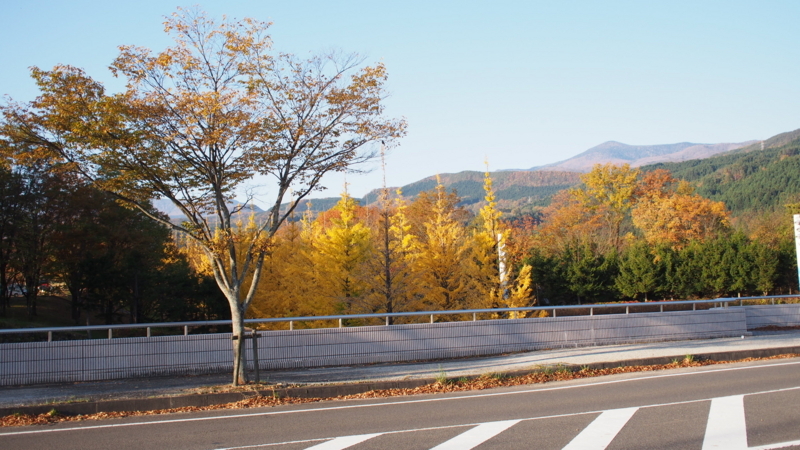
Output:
[2, 353, 797, 428]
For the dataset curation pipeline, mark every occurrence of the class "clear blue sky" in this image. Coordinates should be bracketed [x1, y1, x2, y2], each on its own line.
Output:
[2, 1, 798, 202]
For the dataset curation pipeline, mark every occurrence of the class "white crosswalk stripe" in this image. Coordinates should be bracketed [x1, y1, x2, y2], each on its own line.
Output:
[303, 433, 381, 449]
[561, 407, 639, 450]
[264, 390, 800, 450]
[428, 420, 521, 450]
[702, 395, 748, 450]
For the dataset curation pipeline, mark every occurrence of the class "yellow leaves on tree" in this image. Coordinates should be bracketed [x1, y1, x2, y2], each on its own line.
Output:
[537, 165, 730, 254]
[535, 189, 607, 255]
[314, 191, 372, 313]
[574, 163, 640, 251]
[632, 183, 729, 249]
[2, 7, 406, 385]
[358, 188, 420, 319]
[413, 179, 473, 311]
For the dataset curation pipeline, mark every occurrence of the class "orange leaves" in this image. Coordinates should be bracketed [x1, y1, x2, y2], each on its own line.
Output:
[533, 164, 731, 255]
[632, 193, 729, 248]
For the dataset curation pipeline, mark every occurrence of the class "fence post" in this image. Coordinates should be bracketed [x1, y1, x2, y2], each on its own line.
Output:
[430, 314, 434, 324]
[246, 328, 260, 384]
[108, 329, 112, 340]
[289, 321, 293, 331]
[386, 316, 390, 326]
[146, 327, 151, 338]
[338, 318, 342, 328]
[184, 325, 189, 336]
[47, 331, 52, 342]
[660, 305, 664, 313]
[626, 306, 629, 315]
[553, 309, 556, 318]
[473, 312, 477, 321]
[590, 308, 593, 316]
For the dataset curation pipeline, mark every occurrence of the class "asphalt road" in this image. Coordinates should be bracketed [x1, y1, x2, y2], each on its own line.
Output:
[2, 358, 800, 450]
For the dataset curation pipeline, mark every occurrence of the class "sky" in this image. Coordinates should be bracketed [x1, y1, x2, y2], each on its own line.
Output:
[1, 1, 799, 204]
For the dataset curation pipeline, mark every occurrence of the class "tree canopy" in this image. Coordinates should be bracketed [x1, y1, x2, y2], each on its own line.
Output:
[1, 7, 405, 385]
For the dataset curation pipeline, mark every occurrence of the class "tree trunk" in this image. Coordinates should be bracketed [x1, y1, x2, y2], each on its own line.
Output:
[70, 289, 82, 325]
[230, 306, 247, 386]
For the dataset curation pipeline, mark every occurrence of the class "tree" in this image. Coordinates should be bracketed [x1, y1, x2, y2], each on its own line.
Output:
[470, 168, 534, 312]
[471, 169, 506, 309]
[1, 8, 405, 385]
[314, 190, 372, 314]
[564, 242, 617, 304]
[359, 188, 419, 323]
[574, 164, 640, 251]
[0, 166, 24, 317]
[12, 164, 68, 319]
[412, 180, 473, 311]
[632, 181, 730, 249]
[615, 242, 661, 301]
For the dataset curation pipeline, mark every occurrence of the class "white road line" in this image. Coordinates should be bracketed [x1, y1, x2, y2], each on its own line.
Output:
[2, 360, 799, 436]
[429, 420, 520, 450]
[303, 433, 381, 449]
[702, 395, 748, 450]
[751, 439, 800, 450]
[562, 407, 638, 450]
[214, 437, 327, 449]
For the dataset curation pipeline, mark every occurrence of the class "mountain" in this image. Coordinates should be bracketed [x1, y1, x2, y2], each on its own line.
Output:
[532, 140, 756, 172]
[152, 198, 263, 219]
[152, 130, 799, 221]
[643, 128, 800, 214]
[286, 170, 583, 219]
[363, 170, 581, 206]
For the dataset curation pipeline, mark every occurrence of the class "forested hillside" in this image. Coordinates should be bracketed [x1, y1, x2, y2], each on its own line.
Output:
[643, 129, 800, 215]
[289, 170, 581, 219]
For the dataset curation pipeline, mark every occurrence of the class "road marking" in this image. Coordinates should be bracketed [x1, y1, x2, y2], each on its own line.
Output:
[702, 395, 748, 450]
[214, 437, 327, 449]
[208, 391, 800, 450]
[751, 439, 800, 450]
[2, 360, 799, 436]
[303, 433, 381, 449]
[562, 407, 638, 450]
[429, 420, 520, 450]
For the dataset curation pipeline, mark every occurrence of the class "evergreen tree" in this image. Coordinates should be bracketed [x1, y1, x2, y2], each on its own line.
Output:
[564, 241, 618, 304]
[615, 242, 661, 301]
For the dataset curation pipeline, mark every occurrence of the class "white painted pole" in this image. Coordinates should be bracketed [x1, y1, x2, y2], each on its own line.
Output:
[794, 214, 800, 291]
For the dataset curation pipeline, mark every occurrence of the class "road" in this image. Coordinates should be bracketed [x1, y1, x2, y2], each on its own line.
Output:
[2, 358, 800, 449]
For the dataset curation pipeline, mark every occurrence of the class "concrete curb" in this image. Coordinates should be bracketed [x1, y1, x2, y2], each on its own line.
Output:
[3, 345, 799, 418]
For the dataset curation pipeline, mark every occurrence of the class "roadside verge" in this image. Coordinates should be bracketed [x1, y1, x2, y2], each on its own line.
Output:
[3, 344, 800, 418]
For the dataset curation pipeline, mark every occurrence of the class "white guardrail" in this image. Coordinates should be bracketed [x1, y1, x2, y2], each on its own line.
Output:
[1, 295, 797, 341]
[1, 295, 799, 386]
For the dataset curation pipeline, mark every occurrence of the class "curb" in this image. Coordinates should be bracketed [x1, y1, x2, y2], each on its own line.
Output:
[3, 345, 800, 417]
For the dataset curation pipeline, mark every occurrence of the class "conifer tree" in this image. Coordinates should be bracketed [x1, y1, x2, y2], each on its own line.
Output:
[315, 190, 372, 314]
[413, 178, 473, 311]
[471, 169, 506, 309]
[470, 167, 535, 312]
[360, 188, 419, 321]
[615, 242, 661, 301]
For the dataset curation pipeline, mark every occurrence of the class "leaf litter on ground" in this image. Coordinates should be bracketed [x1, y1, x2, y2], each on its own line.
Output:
[2, 353, 798, 427]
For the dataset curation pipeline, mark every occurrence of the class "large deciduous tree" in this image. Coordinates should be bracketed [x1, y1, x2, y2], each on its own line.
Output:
[1, 8, 405, 385]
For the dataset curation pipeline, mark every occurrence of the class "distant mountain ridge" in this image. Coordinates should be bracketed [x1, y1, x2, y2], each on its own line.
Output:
[152, 130, 800, 220]
[642, 128, 800, 214]
[532, 140, 756, 172]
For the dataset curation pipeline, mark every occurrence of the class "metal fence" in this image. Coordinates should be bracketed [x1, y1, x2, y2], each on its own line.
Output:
[4, 296, 798, 386]
[2, 295, 797, 342]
